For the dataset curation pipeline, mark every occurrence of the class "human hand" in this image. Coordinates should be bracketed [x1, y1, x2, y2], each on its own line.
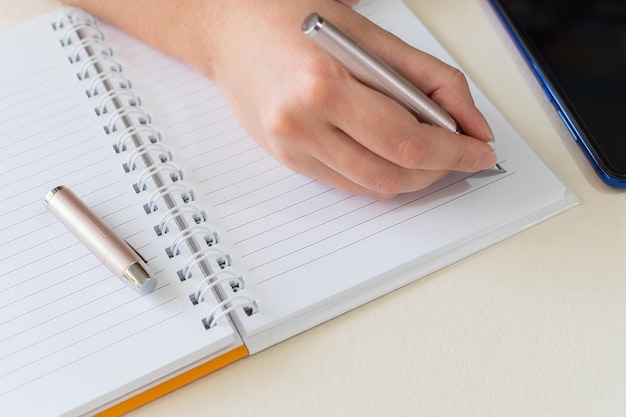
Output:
[63, 0, 496, 200]
[204, 1, 496, 199]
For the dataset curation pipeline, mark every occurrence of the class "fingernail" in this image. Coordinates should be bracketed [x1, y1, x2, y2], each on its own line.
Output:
[474, 151, 497, 170]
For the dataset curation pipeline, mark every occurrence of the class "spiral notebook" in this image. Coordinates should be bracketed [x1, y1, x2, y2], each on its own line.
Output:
[0, 0, 576, 415]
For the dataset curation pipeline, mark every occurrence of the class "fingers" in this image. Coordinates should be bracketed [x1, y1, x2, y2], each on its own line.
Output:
[261, 48, 496, 198]
[274, 124, 449, 199]
[422, 63, 495, 143]
[325, 77, 497, 172]
[313, 128, 451, 195]
[193, 0, 495, 199]
[369, 39, 495, 143]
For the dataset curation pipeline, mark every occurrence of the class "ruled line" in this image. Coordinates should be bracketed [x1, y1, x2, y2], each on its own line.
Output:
[255, 170, 515, 283]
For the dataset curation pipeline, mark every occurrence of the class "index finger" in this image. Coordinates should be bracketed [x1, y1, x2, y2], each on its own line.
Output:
[360, 32, 495, 143]
[327, 78, 497, 172]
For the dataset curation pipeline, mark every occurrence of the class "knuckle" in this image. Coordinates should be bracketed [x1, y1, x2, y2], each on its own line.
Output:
[263, 69, 335, 140]
[445, 65, 470, 90]
[264, 101, 300, 141]
[302, 70, 337, 108]
[368, 170, 406, 195]
[395, 134, 427, 168]
[453, 152, 470, 171]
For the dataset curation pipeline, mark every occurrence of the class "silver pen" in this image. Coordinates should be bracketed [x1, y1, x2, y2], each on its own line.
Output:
[302, 12, 460, 133]
[45, 185, 157, 294]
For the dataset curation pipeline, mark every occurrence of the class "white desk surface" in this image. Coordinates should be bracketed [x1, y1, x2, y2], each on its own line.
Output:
[3, 1, 625, 416]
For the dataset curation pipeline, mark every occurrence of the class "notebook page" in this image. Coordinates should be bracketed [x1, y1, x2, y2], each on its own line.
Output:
[106, 0, 573, 351]
[0, 12, 239, 416]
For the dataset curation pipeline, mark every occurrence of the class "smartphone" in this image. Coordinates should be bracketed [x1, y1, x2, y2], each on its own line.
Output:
[488, 0, 626, 187]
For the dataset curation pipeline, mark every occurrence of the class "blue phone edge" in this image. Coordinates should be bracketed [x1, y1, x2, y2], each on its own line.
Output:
[486, 0, 626, 188]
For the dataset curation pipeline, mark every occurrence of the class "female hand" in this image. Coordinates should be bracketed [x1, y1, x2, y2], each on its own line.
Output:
[64, 0, 496, 199]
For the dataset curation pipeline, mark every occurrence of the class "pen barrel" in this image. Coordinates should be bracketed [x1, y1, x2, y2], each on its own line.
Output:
[302, 13, 459, 133]
[45, 186, 155, 293]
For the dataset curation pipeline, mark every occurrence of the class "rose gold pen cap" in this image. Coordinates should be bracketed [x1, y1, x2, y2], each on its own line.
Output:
[45, 185, 157, 294]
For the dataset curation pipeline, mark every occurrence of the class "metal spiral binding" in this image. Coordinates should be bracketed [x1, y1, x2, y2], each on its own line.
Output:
[194, 270, 245, 304]
[133, 165, 182, 195]
[104, 106, 150, 133]
[53, 8, 258, 330]
[69, 37, 112, 63]
[115, 125, 160, 153]
[181, 247, 230, 280]
[204, 296, 258, 329]
[168, 227, 219, 258]
[125, 142, 171, 173]
[145, 182, 191, 212]
[95, 88, 141, 115]
[78, 54, 122, 80]
[157, 204, 207, 236]
[87, 71, 131, 98]
[61, 21, 102, 46]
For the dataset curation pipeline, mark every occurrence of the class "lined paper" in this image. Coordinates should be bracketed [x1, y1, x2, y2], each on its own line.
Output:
[0, 1, 574, 414]
[110, 0, 573, 350]
[0, 12, 238, 416]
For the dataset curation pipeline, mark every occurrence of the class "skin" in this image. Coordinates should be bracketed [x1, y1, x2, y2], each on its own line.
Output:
[62, 0, 497, 199]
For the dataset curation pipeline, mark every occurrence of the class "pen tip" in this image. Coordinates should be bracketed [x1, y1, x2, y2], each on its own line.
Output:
[495, 163, 506, 173]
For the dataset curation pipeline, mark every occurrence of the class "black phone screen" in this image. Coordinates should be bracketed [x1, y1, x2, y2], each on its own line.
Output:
[488, 0, 626, 185]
